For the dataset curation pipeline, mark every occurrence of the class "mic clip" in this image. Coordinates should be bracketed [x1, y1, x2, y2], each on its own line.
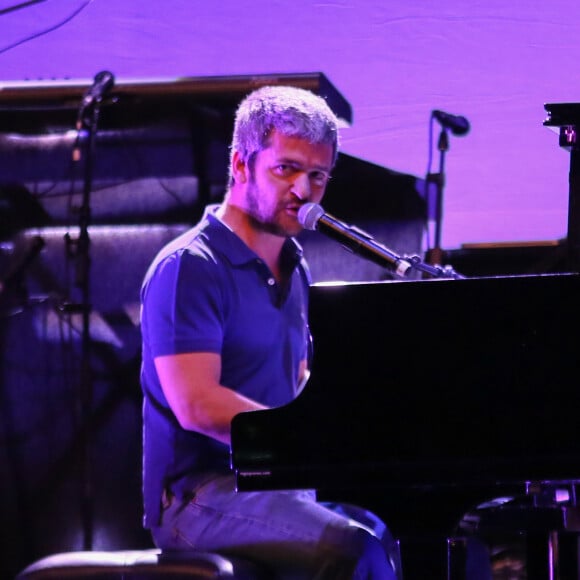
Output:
[77, 70, 115, 129]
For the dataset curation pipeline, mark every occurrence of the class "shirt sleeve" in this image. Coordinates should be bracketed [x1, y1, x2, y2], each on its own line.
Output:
[141, 248, 225, 358]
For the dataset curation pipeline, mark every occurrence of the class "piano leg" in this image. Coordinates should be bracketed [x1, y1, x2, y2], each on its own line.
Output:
[525, 530, 580, 580]
[454, 484, 580, 580]
[554, 531, 580, 579]
[446, 523, 580, 580]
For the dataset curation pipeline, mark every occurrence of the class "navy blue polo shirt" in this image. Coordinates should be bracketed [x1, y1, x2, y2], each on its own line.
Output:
[140, 205, 311, 527]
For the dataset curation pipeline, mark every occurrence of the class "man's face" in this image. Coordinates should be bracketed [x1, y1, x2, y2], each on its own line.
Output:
[237, 130, 334, 237]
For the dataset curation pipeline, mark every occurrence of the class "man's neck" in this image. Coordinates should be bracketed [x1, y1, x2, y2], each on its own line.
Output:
[217, 202, 285, 278]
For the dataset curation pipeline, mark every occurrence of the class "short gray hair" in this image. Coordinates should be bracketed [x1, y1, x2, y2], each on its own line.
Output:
[228, 85, 340, 184]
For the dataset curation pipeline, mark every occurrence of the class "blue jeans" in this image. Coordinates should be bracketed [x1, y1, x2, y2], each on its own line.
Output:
[150, 473, 398, 580]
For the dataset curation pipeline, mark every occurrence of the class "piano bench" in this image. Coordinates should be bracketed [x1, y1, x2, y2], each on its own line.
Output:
[15, 548, 270, 579]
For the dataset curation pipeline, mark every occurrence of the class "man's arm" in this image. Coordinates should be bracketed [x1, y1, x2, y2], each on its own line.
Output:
[154, 351, 267, 445]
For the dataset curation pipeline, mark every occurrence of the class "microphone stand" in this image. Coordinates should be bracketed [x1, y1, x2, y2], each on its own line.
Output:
[405, 253, 464, 279]
[65, 85, 108, 552]
[425, 127, 449, 266]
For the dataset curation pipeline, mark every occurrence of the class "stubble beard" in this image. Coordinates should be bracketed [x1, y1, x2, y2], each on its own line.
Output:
[245, 179, 299, 238]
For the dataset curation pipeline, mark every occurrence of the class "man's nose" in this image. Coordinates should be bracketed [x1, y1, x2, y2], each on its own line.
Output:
[292, 172, 311, 200]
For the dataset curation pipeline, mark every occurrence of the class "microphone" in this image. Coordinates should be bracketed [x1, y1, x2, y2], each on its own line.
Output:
[74, 70, 115, 159]
[81, 70, 115, 109]
[432, 109, 470, 136]
[298, 203, 413, 278]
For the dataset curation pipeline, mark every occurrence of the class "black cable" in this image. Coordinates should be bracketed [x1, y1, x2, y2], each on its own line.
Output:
[0, 0, 94, 55]
[0, 0, 47, 16]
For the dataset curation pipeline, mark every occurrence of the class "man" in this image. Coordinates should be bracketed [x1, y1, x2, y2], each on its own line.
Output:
[140, 85, 398, 579]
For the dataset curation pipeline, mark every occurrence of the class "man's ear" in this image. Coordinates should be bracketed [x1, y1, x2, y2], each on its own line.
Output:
[231, 151, 248, 184]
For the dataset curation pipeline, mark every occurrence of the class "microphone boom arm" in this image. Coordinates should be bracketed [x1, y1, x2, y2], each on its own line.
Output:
[321, 218, 414, 278]
[298, 203, 464, 280]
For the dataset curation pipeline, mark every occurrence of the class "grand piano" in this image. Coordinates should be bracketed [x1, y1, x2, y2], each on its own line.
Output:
[231, 273, 580, 577]
[232, 273, 580, 491]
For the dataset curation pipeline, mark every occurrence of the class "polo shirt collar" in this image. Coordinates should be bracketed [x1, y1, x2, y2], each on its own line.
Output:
[203, 204, 304, 268]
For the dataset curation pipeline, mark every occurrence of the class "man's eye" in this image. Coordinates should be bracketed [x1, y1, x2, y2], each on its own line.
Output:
[274, 164, 294, 176]
[273, 165, 329, 185]
[310, 172, 330, 186]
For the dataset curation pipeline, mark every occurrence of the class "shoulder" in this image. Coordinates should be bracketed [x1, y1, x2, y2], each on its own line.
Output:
[141, 218, 227, 296]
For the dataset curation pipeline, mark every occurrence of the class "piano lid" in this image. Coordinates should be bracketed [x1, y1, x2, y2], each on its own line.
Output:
[0, 72, 353, 132]
[231, 273, 580, 492]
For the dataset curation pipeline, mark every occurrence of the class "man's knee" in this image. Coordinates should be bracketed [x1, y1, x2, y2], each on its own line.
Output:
[320, 523, 397, 580]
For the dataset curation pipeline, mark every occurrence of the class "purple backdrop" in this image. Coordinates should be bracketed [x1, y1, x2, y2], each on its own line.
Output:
[2, 0, 579, 249]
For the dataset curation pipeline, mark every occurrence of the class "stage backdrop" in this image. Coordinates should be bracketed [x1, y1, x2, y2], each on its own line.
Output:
[1, 0, 579, 249]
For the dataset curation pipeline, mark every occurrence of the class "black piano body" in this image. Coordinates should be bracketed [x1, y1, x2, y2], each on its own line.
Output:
[231, 273, 580, 572]
[232, 273, 580, 491]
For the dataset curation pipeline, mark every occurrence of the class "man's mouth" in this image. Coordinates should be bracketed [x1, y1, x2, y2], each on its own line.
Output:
[284, 205, 301, 218]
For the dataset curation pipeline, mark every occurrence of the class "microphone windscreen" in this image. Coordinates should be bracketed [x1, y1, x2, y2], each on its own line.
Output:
[298, 203, 324, 230]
